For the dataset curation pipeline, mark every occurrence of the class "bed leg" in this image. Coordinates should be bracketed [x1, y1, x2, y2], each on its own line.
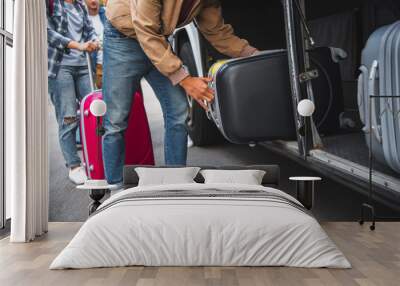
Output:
[88, 189, 106, 215]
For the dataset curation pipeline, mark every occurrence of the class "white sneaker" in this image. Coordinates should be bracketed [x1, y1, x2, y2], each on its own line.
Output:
[187, 136, 194, 148]
[69, 166, 88, 185]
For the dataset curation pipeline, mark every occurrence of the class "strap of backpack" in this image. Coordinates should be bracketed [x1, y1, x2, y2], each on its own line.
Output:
[47, 0, 55, 16]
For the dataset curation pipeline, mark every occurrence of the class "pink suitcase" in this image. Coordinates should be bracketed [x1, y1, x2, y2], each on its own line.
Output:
[80, 90, 155, 180]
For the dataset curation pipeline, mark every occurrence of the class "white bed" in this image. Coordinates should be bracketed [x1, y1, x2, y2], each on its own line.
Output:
[50, 182, 351, 269]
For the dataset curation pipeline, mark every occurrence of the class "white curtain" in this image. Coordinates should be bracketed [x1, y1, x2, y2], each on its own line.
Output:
[8, 0, 49, 242]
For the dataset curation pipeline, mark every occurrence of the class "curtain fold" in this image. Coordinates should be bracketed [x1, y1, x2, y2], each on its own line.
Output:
[8, 0, 49, 242]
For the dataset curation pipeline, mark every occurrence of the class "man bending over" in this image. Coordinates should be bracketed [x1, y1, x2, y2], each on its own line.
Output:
[103, 0, 258, 185]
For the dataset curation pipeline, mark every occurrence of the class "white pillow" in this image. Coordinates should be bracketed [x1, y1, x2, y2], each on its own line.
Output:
[135, 167, 201, 186]
[200, 169, 266, 185]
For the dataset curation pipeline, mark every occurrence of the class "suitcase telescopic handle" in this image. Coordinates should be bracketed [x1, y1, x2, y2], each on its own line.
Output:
[368, 60, 382, 143]
[86, 52, 96, 92]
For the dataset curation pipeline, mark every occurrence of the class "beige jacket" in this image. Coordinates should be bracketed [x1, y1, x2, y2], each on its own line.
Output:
[106, 0, 257, 85]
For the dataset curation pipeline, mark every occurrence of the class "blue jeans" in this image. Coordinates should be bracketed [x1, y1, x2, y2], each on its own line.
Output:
[102, 20, 188, 184]
[49, 65, 91, 168]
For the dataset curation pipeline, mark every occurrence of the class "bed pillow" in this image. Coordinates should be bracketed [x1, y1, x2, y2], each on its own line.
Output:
[200, 169, 266, 185]
[135, 167, 201, 186]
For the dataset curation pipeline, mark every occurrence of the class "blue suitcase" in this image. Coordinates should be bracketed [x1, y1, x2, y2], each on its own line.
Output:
[358, 21, 400, 173]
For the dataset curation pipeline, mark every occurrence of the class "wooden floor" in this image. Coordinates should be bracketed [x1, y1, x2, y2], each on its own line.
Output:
[0, 222, 399, 286]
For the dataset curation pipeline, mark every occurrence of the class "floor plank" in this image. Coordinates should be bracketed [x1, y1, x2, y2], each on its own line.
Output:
[0, 222, 399, 286]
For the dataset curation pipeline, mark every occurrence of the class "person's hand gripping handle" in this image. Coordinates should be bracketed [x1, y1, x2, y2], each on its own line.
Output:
[179, 76, 214, 110]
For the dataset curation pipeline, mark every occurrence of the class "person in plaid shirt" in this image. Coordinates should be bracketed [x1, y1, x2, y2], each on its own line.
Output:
[47, 0, 99, 185]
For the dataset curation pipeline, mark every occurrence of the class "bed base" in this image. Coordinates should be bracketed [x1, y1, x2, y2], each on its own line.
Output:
[87, 165, 281, 215]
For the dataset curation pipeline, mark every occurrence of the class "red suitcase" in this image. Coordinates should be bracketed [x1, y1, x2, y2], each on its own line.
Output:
[80, 90, 155, 180]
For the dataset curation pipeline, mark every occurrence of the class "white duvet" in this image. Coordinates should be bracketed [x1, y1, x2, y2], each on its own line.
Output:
[50, 183, 351, 269]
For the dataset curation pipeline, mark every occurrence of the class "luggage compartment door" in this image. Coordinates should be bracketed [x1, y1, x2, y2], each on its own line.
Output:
[282, 0, 317, 157]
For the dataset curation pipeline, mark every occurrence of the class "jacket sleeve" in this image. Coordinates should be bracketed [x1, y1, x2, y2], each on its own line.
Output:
[130, 0, 189, 85]
[196, 5, 257, 58]
[46, 7, 71, 50]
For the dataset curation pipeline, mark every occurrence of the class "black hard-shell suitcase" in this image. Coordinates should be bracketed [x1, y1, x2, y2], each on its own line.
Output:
[208, 47, 345, 144]
[208, 50, 296, 144]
